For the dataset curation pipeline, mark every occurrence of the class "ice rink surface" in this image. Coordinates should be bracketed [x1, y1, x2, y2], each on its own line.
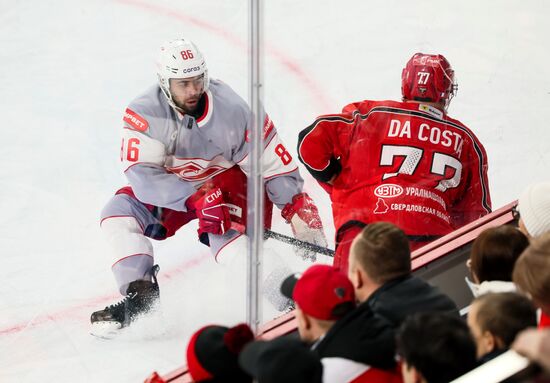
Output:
[1, 0, 549, 381]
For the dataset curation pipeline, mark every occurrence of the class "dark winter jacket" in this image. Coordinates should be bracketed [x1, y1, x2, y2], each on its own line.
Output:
[313, 275, 458, 375]
[314, 300, 397, 370]
[366, 275, 459, 327]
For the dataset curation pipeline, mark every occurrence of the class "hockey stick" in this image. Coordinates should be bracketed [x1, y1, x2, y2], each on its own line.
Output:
[230, 222, 335, 257]
[264, 229, 335, 257]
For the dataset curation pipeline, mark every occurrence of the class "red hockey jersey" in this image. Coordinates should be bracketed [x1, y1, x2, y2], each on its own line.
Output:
[298, 100, 491, 237]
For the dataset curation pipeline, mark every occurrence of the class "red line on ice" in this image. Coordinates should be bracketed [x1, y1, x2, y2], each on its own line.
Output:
[0, 253, 211, 336]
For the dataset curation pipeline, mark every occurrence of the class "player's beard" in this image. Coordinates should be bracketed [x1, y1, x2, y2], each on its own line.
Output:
[175, 94, 202, 115]
[181, 101, 198, 114]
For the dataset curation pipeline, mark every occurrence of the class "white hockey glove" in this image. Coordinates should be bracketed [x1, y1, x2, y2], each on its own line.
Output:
[281, 193, 328, 262]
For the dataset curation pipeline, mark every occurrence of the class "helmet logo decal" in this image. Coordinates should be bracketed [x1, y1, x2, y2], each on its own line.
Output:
[182, 66, 201, 74]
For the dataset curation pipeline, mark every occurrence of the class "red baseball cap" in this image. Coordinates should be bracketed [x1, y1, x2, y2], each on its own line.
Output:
[280, 264, 356, 320]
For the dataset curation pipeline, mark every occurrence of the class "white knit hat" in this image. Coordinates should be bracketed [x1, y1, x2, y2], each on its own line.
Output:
[518, 182, 550, 237]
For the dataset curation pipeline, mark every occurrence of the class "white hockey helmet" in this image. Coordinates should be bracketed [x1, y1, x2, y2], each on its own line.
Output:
[156, 38, 209, 108]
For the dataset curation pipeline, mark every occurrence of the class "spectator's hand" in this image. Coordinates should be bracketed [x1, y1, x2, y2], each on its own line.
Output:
[187, 184, 231, 245]
[281, 193, 327, 262]
[512, 328, 550, 371]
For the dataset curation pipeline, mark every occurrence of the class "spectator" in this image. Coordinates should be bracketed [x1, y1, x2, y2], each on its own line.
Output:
[513, 233, 550, 328]
[467, 292, 536, 363]
[297, 52, 491, 273]
[348, 222, 458, 327]
[280, 264, 356, 345]
[465, 225, 528, 297]
[238, 336, 323, 383]
[516, 182, 550, 238]
[512, 328, 550, 372]
[186, 323, 254, 382]
[281, 264, 401, 382]
[397, 312, 477, 383]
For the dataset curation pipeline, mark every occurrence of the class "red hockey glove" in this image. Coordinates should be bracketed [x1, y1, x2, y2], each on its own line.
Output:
[281, 193, 328, 261]
[187, 185, 231, 246]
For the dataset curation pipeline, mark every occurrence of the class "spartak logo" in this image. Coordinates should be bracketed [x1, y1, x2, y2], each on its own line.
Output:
[168, 162, 223, 181]
[374, 184, 403, 198]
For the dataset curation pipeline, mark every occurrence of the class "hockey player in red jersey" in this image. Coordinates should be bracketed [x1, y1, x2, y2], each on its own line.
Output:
[297, 53, 491, 273]
[90, 38, 327, 334]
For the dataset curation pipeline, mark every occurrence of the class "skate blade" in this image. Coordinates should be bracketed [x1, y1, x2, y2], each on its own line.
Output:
[90, 321, 124, 339]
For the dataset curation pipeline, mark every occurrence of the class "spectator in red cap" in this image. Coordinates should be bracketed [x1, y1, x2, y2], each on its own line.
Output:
[239, 336, 323, 383]
[281, 264, 401, 382]
[281, 264, 356, 344]
[348, 222, 458, 327]
[186, 323, 254, 382]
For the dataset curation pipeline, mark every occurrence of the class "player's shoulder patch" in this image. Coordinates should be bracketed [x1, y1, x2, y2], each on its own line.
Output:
[123, 108, 149, 132]
[418, 103, 444, 119]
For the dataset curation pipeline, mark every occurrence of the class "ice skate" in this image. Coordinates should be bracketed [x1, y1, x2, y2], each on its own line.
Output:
[91, 266, 160, 338]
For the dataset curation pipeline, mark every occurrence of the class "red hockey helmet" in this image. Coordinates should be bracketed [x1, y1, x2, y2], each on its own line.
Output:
[401, 53, 457, 110]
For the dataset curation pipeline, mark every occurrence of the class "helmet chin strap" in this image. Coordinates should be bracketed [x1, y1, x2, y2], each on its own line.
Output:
[160, 84, 186, 114]
[169, 99, 185, 115]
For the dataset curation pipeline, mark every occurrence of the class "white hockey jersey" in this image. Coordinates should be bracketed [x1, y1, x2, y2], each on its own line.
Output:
[119, 79, 303, 211]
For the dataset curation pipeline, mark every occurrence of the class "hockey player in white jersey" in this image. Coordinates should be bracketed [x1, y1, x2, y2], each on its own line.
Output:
[91, 38, 327, 332]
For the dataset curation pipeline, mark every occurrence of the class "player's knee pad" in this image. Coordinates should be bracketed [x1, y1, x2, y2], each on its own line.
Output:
[101, 217, 156, 294]
[101, 216, 154, 262]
